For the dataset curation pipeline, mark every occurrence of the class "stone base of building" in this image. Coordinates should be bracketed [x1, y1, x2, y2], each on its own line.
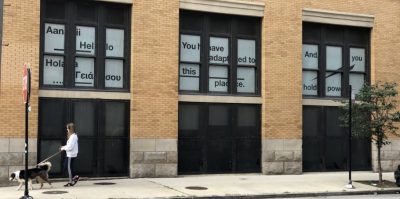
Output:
[262, 139, 302, 174]
[130, 138, 177, 177]
[0, 138, 37, 181]
[372, 139, 400, 172]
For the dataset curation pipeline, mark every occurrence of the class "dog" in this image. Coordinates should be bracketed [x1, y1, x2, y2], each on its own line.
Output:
[9, 162, 52, 191]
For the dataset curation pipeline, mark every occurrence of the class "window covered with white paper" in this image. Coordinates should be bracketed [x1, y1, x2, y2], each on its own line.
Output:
[44, 23, 65, 54]
[350, 74, 364, 95]
[43, 55, 64, 85]
[180, 34, 200, 62]
[105, 59, 123, 88]
[106, 29, 124, 57]
[302, 44, 318, 69]
[75, 58, 94, 87]
[209, 37, 229, 64]
[76, 26, 95, 55]
[209, 66, 228, 92]
[326, 46, 342, 70]
[237, 39, 256, 66]
[350, 48, 365, 72]
[237, 67, 255, 93]
[179, 64, 200, 91]
[302, 71, 318, 96]
[325, 72, 341, 96]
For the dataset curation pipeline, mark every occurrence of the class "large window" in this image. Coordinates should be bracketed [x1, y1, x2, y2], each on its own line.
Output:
[179, 11, 261, 95]
[40, 0, 130, 90]
[302, 23, 370, 98]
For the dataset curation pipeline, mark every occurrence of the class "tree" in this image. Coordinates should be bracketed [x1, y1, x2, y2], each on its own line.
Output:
[341, 82, 400, 184]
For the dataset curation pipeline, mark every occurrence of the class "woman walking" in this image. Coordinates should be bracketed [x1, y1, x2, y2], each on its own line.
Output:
[60, 123, 80, 187]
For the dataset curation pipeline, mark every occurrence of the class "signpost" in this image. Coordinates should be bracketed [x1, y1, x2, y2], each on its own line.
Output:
[345, 85, 355, 189]
[21, 63, 32, 199]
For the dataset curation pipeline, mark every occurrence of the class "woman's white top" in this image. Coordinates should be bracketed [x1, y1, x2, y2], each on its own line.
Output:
[61, 133, 79, 157]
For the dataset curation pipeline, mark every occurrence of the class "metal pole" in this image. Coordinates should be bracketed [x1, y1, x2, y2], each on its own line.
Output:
[21, 68, 32, 199]
[347, 85, 354, 189]
[24, 101, 29, 198]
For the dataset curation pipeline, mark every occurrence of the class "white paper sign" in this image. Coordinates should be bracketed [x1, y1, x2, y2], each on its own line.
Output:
[302, 71, 318, 95]
[350, 74, 364, 95]
[350, 48, 365, 72]
[209, 37, 229, 64]
[325, 72, 341, 96]
[76, 26, 95, 55]
[106, 29, 124, 57]
[105, 59, 123, 88]
[75, 58, 94, 87]
[44, 23, 65, 54]
[237, 67, 255, 93]
[209, 66, 228, 92]
[326, 46, 342, 70]
[302, 44, 318, 69]
[237, 39, 256, 66]
[180, 34, 200, 62]
[179, 64, 200, 91]
[43, 55, 64, 85]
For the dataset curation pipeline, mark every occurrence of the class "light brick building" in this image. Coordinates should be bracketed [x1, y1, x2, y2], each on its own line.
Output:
[0, 0, 399, 181]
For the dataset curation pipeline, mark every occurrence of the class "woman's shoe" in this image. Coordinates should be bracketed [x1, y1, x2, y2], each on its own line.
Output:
[72, 175, 80, 185]
[64, 183, 74, 187]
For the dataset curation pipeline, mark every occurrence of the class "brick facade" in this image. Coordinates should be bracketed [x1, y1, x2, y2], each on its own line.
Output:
[0, 0, 399, 180]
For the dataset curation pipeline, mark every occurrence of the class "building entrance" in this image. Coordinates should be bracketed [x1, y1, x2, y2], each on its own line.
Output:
[38, 98, 129, 177]
[302, 106, 371, 171]
[178, 103, 261, 174]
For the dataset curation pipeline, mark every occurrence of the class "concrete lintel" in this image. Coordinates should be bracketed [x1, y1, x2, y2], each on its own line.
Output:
[303, 8, 374, 28]
[179, 94, 262, 104]
[39, 90, 131, 100]
[96, 0, 132, 4]
[180, 0, 264, 17]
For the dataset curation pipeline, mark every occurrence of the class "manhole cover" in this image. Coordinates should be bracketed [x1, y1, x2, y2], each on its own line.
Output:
[42, 191, 68, 194]
[94, 182, 116, 185]
[185, 186, 208, 190]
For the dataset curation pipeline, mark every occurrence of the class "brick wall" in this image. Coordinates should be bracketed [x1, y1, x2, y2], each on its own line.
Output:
[131, 0, 179, 139]
[0, 0, 40, 138]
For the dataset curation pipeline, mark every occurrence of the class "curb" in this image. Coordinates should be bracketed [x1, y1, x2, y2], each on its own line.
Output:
[122, 189, 400, 199]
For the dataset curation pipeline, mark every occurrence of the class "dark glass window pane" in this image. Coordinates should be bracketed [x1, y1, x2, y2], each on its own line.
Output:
[209, 14, 230, 33]
[209, 105, 228, 126]
[325, 25, 343, 44]
[326, 107, 345, 137]
[44, 0, 65, 19]
[238, 105, 256, 127]
[73, 101, 95, 136]
[40, 140, 63, 173]
[74, 139, 95, 174]
[180, 11, 203, 31]
[179, 104, 199, 130]
[106, 5, 125, 25]
[40, 100, 65, 138]
[235, 17, 258, 36]
[105, 102, 126, 136]
[302, 106, 319, 137]
[77, 2, 96, 22]
[104, 139, 127, 174]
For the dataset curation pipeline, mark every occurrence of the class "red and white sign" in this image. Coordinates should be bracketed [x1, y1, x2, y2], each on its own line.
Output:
[22, 63, 30, 103]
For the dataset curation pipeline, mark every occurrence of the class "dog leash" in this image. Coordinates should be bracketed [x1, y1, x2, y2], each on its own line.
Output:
[36, 151, 62, 166]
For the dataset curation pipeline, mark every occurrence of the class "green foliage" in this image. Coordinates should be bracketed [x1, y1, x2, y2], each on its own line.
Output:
[340, 82, 400, 148]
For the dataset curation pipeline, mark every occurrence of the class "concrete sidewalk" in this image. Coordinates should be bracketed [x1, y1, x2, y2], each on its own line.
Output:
[0, 172, 399, 199]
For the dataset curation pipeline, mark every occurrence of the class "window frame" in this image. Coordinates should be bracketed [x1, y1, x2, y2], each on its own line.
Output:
[39, 0, 131, 91]
[302, 22, 370, 99]
[179, 11, 261, 96]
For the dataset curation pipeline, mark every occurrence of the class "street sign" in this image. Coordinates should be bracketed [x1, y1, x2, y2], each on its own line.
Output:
[22, 64, 30, 104]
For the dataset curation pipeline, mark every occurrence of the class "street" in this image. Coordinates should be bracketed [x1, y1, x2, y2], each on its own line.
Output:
[283, 194, 400, 199]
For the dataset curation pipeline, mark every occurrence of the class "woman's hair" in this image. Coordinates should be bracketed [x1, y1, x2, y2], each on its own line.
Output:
[66, 123, 76, 133]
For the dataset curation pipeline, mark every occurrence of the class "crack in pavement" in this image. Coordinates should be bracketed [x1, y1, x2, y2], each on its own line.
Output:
[145, 179, 192, 197]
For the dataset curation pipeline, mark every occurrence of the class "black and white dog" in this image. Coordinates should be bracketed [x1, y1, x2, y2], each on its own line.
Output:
[9, 162, 52, 190]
